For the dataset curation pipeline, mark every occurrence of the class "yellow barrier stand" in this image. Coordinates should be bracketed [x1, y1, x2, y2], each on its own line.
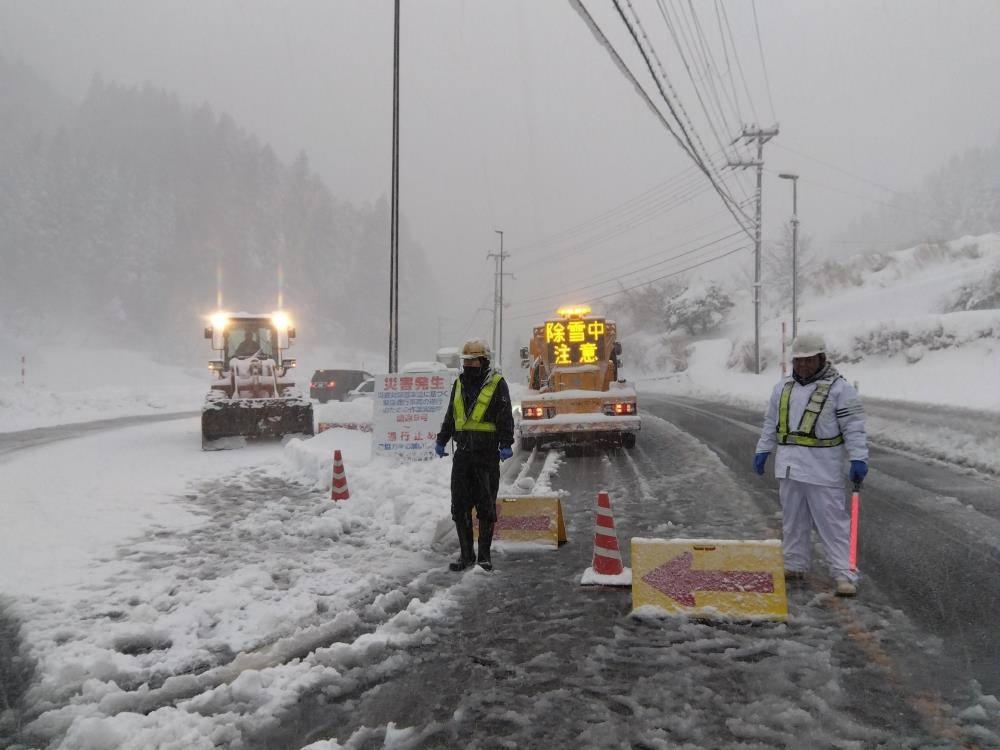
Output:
[631, 538, 787, 622]
[475, 495, 567, 549]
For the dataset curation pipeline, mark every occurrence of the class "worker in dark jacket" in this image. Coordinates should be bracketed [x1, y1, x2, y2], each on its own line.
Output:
[435, 338, 515, 571]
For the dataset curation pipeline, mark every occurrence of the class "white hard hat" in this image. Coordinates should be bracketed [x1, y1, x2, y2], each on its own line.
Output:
[791, 333, 826, 358]
[460, 338, 492, 360]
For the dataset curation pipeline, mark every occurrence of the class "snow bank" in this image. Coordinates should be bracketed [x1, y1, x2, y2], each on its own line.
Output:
[623, 232, 1000, 418]
[9, 420, 464, 748]
[0, 340, 207, 432]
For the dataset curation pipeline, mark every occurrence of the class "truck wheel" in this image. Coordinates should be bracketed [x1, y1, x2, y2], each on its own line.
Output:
[621, 433, 636, 449]
[521, 436, 536, 451]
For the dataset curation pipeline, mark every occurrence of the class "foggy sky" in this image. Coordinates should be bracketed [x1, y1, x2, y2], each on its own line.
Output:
[3, 0, 999, 349]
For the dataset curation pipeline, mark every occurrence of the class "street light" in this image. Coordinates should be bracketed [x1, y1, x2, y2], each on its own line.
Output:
[778, 173, 799, 340]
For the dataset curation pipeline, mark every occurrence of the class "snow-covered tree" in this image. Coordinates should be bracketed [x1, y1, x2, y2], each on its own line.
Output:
[663, 282, 734, 336]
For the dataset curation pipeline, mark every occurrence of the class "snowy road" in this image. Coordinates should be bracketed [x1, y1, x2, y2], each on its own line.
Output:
[0, 411, 198, 459]
[268, 406, 1000, 748]
[649, 396, 1000, 686]
[3, 406, 1000, 748]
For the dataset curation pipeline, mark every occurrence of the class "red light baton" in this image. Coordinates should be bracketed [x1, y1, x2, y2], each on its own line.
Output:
[849, 479, 862, 572]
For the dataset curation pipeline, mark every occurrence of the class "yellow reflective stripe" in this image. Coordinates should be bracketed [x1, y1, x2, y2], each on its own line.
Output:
[776, 379, 843, 448]
[799, 382, 831, 435]
[777, 381, 793, 436]
[777, 433, 845, 447]
[454, 373, 502, 432]
[453, 383, 468, 431]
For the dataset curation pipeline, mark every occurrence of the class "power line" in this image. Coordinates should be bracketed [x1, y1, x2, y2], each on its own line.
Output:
[718, 0, 759, 125]
[507, 243, 749, 322]
[620, 0, 739, 210]
[569, 0, 700, 166]
[654, 0, 730, 162]
[684, 0, 739, 134]
[510, 228, 745, 306]
[773, 142, 910, 198]
[607, 0, 754, 235]
[507, 163, 703, 254]
[508, 172, 714, 271]
[510, 202, 751, 293]
[668, 0, 753, 204]
[764, 167, 961, 225]
[713, 0, 746, 128]
[750, 0, 777, 123]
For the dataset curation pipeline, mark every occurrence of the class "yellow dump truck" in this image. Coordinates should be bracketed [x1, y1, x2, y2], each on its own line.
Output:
[517, 305, 640, 450]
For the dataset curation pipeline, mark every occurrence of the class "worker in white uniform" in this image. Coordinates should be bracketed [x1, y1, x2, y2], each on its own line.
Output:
[753, 333, 869, 596]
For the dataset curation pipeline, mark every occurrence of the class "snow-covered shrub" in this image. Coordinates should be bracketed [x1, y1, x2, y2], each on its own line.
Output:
[946, 264, 1000, 312]
[664, 283, 734, 336]
[726, 340, 776, 372]
[866, 253, 893, 273]
[607, 280, 685, 333]
[823, 311, 999, 363]
[809, 259, 864, 295]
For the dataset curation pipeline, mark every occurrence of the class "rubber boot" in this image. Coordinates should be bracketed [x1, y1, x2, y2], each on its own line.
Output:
[477, 520, 495, 571]
[449, 519, 476, 572]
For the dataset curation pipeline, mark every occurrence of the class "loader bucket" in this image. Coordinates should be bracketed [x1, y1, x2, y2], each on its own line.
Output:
[201, 397, 314, 450]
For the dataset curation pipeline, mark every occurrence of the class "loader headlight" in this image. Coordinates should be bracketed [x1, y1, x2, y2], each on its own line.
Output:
[208, 360, 224, 372]
[209, 312, 229, 331]
[271, 311, 292, 331]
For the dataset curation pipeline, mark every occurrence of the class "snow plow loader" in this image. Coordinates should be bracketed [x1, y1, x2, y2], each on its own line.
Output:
[201, 311, 313, 450]
[518, 305, 640, 450]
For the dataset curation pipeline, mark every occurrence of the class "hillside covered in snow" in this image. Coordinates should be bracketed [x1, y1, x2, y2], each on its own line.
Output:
[619, 232, 1000, 411]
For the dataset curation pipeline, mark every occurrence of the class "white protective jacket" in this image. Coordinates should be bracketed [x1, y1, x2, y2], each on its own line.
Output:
[755, 374, 868, 488]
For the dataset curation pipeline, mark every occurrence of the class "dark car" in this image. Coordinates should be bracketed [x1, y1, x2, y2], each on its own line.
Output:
[309, 369, 372, 403]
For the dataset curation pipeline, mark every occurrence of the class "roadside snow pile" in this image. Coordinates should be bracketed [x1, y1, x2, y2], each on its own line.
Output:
[4, 419, 463, 749]
[312, 398, 374, 431]
[0, 341, 206, 432]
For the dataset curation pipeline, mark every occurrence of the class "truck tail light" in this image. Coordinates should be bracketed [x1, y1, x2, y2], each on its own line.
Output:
[603, 402, 636, 416]
[523, 405, 546, 419]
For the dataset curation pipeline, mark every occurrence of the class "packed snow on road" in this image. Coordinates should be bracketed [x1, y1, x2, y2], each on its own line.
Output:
[3, 394, 1000, 748]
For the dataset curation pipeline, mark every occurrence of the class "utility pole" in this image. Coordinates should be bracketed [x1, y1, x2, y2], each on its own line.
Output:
[729, 124, 779, 374]
[487, 230, 511, 372]
[778, 172, 799, 340]
[388, 0, 401, 373]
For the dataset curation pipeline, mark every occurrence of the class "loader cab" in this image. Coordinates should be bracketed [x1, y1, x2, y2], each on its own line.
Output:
[204, 311, 296, 371]
[225, 321, 277, 361]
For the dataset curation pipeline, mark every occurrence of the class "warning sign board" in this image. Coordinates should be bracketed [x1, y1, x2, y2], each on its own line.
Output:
[631, 538, 786, 621]
[475, 496, 567, 549]
[372, 372, 455, 458]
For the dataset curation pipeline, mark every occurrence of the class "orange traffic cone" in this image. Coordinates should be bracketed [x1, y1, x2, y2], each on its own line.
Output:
[580, 491, 632, 586]
[331, 450, 350, 501]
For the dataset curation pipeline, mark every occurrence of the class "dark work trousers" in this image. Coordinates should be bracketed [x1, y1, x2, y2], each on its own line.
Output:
[451, 449, 500, 562]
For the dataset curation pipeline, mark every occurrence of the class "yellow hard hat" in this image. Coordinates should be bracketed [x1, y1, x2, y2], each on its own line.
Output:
[461, 338, 492, 360]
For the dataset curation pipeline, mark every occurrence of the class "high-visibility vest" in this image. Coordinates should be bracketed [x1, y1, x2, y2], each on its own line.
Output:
[453, 373, 503, 432]
[776, 379, 845, 448]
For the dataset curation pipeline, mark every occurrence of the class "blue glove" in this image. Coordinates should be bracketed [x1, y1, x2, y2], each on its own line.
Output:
[434, 442, 448, 458]
[849, 460, 868, 483]
[499, 446, 514, 461]
[753, 452, 770, 475]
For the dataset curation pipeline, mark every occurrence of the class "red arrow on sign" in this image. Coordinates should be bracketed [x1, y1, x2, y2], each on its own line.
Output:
[641, 551, 774, 606]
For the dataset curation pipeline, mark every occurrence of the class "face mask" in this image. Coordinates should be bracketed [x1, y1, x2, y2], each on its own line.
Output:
[463, 364, 482, 376]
